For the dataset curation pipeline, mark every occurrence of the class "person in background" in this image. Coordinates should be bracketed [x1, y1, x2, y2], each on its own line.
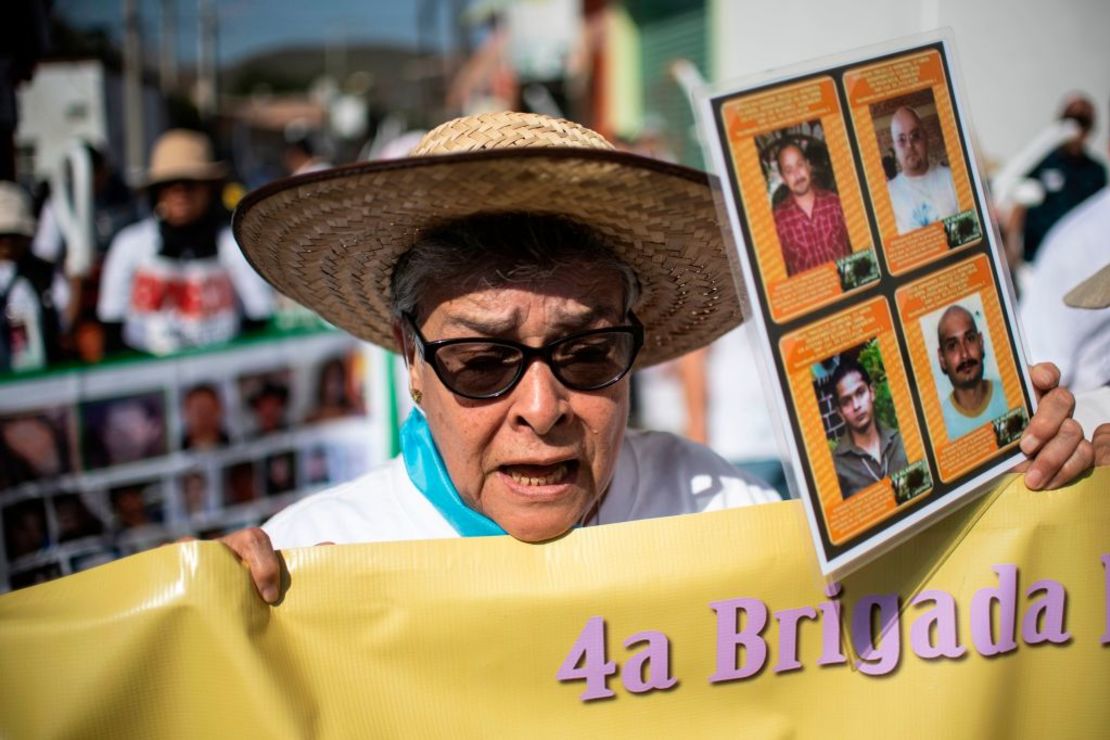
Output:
[282, 134, 332, 177]
[32, 144, 139, 362]
[97, 129, 273, 356]
[1018, 95, 1107, 264]
[0, 181, 66, 371]
[181, 383, 230, 450]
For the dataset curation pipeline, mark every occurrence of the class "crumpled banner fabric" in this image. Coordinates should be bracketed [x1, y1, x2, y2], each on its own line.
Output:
[2, 469, 1108, 738]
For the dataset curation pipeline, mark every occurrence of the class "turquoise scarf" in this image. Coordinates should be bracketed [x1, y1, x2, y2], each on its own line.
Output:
[400, 410, 506, 537]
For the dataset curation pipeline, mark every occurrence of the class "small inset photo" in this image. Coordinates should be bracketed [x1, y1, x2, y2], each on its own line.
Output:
[263, 451, 297, 496]
[222, 460, 259, 506]
[108, 479, 165, 530]
[52, 492, 106, 543]
[3, 497, 50, 560]
[79, 391, 168, 470]
[238, 370, 293, 439]
[919, 295, 1010, 443]
[0, 406, 74, 488]
[178, 468, 212, 518]
[871, 89, 960, 236]
[306, 354, 366, 424]
[812, 340, 908, 500]
[180, 382, 230, 451]
[758, 123, 853, 278]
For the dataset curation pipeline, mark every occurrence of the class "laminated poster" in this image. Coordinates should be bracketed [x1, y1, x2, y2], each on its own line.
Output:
[699, 33, 1035, 576]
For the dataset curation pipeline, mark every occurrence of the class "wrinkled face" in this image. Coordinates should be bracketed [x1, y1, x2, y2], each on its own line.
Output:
[891, 109, 929, 177]
[835, 370, 875, 435]
[157, 180, 212, 226]
[778, 145, 812, 198]
[403, 268, 630, 542]
[937, 309, 985, 390]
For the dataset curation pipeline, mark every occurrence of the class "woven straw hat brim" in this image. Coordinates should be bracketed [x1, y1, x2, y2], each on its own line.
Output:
[233, 147, 744, 366]
[1063, 262, 1110, 309]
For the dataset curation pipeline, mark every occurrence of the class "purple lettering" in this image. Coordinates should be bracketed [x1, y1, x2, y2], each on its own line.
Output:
[556, 616, 617, 701]
[709, 597, 768, 682]
[970, 564, 1019, 657]
[774, 607, 818, 674]
[909, 590, 966, 660]
[1021, 580, 1070, 645]
[622, 631, 677, 693]
[817, 581, 847, 666]
[850, 594, 901, 676]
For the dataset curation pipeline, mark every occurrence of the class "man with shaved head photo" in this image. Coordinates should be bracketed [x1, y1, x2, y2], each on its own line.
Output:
[936, 303, 1008, 440]
[886, 105, 959, 234]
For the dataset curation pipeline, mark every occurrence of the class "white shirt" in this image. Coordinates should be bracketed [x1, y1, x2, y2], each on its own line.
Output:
[888, 165, 959, 234]
[98, 217, 273, 353]
[263, 429, 780, 549]
[1018, 187, 1110, 394]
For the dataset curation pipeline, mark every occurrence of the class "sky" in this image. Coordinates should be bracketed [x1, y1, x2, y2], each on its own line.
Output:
[54, 0, 459, 64]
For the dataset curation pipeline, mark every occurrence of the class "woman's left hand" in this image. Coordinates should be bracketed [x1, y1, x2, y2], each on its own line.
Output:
[1015, 363, 1095, 489]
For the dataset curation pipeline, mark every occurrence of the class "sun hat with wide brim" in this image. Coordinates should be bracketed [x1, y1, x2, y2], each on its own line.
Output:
[233, 111, 745, 366]
[145, 129, 228, 188]
[1063, 262, 1110, 309]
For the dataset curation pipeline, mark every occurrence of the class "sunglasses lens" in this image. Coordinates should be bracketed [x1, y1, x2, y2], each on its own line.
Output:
[553, 331, 638, 390]
[434, 343, 524, 398]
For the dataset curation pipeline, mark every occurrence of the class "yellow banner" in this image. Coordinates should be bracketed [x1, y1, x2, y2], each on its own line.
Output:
[2, 469, 1108, 738]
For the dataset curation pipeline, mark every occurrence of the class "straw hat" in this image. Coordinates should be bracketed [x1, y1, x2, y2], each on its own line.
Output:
[233, 111, 745, 366]
[146, 129, 227, 187]
[0, 182, 35, 237]
[1064, 262, 1110, 309]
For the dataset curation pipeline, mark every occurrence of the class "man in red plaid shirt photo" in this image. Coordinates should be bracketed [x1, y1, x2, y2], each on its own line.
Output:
[771, 142, 852, 276]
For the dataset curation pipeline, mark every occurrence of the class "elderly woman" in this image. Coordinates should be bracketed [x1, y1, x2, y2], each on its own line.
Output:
[227, 112, 1092, 603]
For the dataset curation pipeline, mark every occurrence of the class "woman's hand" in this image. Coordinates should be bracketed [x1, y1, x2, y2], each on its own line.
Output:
[1015, 363, 1095, 489]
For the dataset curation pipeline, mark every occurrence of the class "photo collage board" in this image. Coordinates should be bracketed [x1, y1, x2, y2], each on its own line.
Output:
[0, 330, 394, 592]
[700, 37, 1035, 576]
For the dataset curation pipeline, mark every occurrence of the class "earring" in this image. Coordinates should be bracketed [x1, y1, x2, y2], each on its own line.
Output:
[410, 387, 423, 405]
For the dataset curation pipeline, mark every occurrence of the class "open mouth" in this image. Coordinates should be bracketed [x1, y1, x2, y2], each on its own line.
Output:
[501, 460, 579, 487]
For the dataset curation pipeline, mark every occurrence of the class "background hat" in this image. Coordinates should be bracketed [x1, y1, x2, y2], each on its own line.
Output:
[0, 181, 36, 237]
[234, 111, 746, 366]
[146, 129, 227, 187]
[1063, 262, 1110, 309]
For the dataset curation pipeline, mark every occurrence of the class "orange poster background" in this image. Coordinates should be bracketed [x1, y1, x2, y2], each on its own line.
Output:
[779, 297, 928, 545]
[895, 254, 1027, 481]
[721, 77, 875, 323]
[843, 50, 980, 274]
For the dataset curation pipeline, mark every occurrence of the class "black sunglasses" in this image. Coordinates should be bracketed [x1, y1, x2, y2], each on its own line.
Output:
[404, 312, 644, 400]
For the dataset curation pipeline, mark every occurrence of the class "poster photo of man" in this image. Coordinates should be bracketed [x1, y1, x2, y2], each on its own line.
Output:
[870, 88, 958, 235]
[758, 122, 852, 277]
[919, 294, 1009, 441]
[812, 341, 908, 500]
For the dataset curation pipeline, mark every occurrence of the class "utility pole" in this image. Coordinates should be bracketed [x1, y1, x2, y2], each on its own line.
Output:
[160, 0, 177, 93]
[197, 0, 218, 120]
[122, 0, 145, 184]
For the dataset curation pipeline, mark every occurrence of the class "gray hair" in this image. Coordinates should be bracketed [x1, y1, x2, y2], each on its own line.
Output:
[389, 213, 642, 322]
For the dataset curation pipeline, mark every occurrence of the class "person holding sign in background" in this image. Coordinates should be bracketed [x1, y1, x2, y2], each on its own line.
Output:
[771, 142, 852, 275]
[887, 106, 959, 234]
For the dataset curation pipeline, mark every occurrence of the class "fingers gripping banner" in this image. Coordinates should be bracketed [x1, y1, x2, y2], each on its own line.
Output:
[2, 469, 1109, 738]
